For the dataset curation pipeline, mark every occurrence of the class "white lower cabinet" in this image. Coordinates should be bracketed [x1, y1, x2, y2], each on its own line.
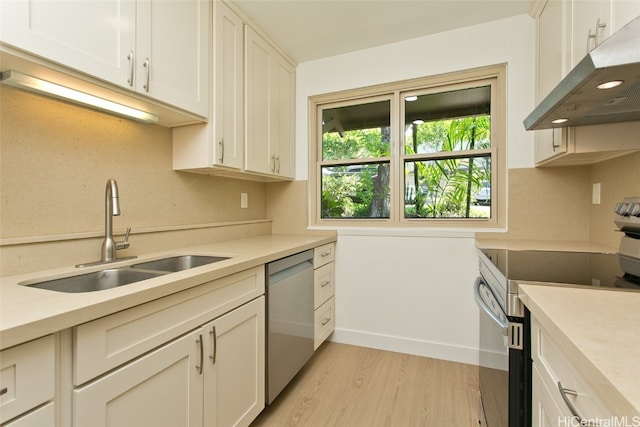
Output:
[0, 335, 55, 426]
[73, 296, 264, 427]
[531, 317, 615, 426]
[203, 297, 265, 427]
[73, 329, 204, 427]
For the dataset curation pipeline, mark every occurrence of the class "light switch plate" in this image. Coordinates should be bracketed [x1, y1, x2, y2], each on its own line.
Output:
[592, 183, 601, 204]
[241, 193, 248, 208]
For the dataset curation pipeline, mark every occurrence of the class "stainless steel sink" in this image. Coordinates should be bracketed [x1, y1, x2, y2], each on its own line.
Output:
[131, 255, 229, 272]
[26, 268, 166, 293]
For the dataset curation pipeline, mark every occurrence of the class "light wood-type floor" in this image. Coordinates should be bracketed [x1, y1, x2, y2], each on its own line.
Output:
[251, 342, 480, 427]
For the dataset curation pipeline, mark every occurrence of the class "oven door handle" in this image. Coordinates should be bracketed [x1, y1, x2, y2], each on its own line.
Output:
[474, 277, 508, 330]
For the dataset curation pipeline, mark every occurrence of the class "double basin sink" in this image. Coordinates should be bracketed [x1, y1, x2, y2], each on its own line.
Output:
[25, 255, 230, 293]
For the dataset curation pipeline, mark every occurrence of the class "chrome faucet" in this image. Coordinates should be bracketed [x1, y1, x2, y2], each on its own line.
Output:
[77, 179, 135, 267]
[102, 178, 131, 262]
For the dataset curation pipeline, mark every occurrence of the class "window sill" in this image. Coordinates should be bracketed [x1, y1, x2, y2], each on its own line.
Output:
[307, 225, 508, 238]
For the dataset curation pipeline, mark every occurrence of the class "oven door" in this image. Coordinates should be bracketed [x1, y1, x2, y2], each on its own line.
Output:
[474, 276, 509, 427]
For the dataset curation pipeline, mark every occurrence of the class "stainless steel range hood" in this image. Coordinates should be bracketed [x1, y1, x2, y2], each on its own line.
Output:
[524, 15, 640, 130]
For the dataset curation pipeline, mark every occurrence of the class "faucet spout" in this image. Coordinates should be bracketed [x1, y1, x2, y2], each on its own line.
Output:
[76, 179, 135, 268]
[101, 179, 131, 263]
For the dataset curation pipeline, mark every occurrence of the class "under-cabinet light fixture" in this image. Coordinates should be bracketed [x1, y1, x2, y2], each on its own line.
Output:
[0, 70, 159, 123]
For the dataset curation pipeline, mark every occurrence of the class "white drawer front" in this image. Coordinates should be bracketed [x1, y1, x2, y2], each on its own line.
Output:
[74, 266, 264, 385]
[313, 243, 335, 268]
[314, 297, 335, 350]
[313, 262, 334, 309]
[2, 402, 55, 427]
[532, 319, 614, 421]
[0, 335, 55, 424]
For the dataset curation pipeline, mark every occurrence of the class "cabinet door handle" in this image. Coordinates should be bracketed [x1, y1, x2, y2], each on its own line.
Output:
[271, 155, 276, 173]
[143, 57, 150, 92]
[209, 326, 217, 364]
[557, 382, 592, 425]
[127, 51, 134, 86]
[276, 156, 280, 174]
[586, 29, 597, 53]
[0, 387, 7, 396]
[552, 128, 560, 151]
[594, 18, 607, 47]
[218, 138, 225, 164]
[196, 334, 204, 375]
[321, 317, 331, 326]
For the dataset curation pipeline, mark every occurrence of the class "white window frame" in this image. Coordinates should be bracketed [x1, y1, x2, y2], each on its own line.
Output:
[309, 64, 507, 230]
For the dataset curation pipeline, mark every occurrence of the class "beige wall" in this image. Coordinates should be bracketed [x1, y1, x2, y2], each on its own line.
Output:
[589, 151, 640, 248]
[0, 86, 269, 275]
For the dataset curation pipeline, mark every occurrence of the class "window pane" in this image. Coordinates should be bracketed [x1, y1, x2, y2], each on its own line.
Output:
[404, 156, 491, 219]
[321, 162, 390, 219]
[404, 86, 491, 155]
[322, 100, 391, 161]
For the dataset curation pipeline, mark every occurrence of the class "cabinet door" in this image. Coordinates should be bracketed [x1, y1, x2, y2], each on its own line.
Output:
[535, 0, 569, 164]
[532, 363, 567, 427]
[136, 0, 209, 116]
[0, 0, 135, 87]
[203, 297, 265, 427]
[245, 26, 295, 179]
[245, 27, 276, 176]
[73, 330, 204, 427]
[213, 2, 245, 169]
[271, 57, 295, 179]
[611, 0, 640, 32]
[570, 0, 611, 66]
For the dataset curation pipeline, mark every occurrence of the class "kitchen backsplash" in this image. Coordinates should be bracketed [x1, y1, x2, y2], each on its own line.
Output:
[0, 86, 270, 275]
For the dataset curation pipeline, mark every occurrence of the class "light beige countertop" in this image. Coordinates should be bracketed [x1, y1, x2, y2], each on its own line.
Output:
[0, 234, 335, 351]
[519, 284, 640, 417]
[475, 238, 617, 253]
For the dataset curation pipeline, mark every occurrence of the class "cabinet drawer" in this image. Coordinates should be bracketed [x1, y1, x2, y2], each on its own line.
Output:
[74, 266, 264, 385]
[314, 297, 335, 350]
[314, 262, 334, 309]
[313, 243, 335, 268]
[2, 402, 55, 427]
[0, 335, 55, 424]
[531, 319, 614, 421]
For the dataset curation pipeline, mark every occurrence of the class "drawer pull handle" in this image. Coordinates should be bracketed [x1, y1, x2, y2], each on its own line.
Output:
[196, 334, 204, 375]
[209, 326, 217, 364]
[321, 251, 331, 257]
[321, 317, 331, 326]
[321, 280, 331, 287]
[0, 387, 7, 396]
[557, 382, 590, 425]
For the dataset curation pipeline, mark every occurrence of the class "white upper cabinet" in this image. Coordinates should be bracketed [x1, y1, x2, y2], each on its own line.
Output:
[569, 0, 611, 66]
[173, 1, 244, 171]
[245, 26, 295, 179]
[532, 0, 640, 166]
[1, 0, 209, 118]
[611, 0, 640, 31]
[174, 3, 296, 181]
[1, 0, 136, 85]
[136, 0, 209, 117]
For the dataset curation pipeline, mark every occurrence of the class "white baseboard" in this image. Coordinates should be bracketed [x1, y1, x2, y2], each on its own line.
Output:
[328, 328, 479, 366]
[329, 328, 508, 370]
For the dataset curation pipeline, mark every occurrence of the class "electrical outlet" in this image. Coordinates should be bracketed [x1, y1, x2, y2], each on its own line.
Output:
[241, 193, 248, 209]
[592, 183, 601, 205]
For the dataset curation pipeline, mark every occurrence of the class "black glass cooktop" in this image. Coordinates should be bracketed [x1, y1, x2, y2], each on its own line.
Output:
[480, 249, 640, 291]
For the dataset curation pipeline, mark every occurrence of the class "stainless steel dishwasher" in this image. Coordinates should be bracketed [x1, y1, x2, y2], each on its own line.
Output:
[266, 250, 314, 404]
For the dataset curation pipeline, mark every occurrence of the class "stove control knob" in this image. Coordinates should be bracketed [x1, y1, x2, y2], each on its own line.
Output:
[614, 202, 629, 215]
[629, 203, 640, 217]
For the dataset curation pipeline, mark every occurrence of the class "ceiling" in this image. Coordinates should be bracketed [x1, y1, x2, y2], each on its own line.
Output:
[229, 0, 533, 63]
